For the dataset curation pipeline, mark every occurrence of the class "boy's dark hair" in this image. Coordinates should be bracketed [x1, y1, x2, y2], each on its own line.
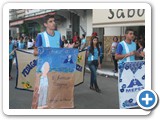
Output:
[90, 36, 100, 56]
[82, 34, 85, 38]
[125, 29, 134, 34]
[43, 15, 55, 23]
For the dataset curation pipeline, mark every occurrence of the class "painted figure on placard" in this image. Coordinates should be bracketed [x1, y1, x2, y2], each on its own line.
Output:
[38, 62, 50, 109]
[64, 55, 73, 64]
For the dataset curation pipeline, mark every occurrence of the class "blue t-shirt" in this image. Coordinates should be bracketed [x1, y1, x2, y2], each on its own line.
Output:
[9, 43, 14, 59]
[35, 31, 61, 48]
[87, 46, 99, 61]
[81, 38, 86, 44]
[99, 46, 103, 57]
[116, 41, 136, 63]
[17, 42, 25, 49]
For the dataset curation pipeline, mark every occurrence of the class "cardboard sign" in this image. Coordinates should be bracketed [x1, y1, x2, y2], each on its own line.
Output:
[32, 47, 78, 109]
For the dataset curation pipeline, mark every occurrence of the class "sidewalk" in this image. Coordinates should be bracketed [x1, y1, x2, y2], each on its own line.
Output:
[86, 61, 118, 78]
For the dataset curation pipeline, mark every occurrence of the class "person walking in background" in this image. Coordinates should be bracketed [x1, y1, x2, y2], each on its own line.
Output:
[74, 36, 80, 49]
[136, 39, 145, 60]
[140, 48, 145, 59]
[99, 42, 104, 66]
[133, 37, 139, 51]
[64, 39, 69, 48]
[109, 36, 119, 73]
[68, 41, 75, 48]
[87, 36, 101, 93]
[9, 36, 15, 80]
[72, 32, 79, 43]
[61, 35, 66, 48]
[80, 34, 87, 51]
[17, 36, 25, 49]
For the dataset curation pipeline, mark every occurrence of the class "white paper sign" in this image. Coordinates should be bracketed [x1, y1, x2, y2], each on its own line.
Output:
[27, 42, 34, 48]
[118, 60, 145, 109]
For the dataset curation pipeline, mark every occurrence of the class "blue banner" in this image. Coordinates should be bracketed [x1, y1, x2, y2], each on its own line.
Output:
[37, 47, 79, 73]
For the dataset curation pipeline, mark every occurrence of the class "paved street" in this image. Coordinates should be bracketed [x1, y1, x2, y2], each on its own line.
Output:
[9, 64, 119, 109]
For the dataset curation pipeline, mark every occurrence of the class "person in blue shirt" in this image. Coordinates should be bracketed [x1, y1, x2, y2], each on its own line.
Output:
[17, 36, 25, 49]
[33, 15, 62, 109]
[34, 15, 61, 56]
[99, 42, 104, 65]
[9, 36, 15, 80]
[87, 36, 101, 93]
[115, 29, 140, 64]
[80, 34, 87, 51]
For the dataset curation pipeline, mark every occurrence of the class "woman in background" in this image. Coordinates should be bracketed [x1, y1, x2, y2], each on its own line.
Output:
[87, 36, 101, 93]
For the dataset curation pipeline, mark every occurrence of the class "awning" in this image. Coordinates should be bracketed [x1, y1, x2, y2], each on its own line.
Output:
[10, 12, 55, 27]
[10, 20, 24, 26]
[25, 12, 55, 21]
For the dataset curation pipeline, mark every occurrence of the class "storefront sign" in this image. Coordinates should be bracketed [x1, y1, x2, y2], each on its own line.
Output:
[93, 9, 145, 26]
[108, 9, 145, 20]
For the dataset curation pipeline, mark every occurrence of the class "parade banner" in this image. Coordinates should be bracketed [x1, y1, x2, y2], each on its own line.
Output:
[118, 60, 145, 109]
[32, 47, 78, 109]
[75, 51, 86, 85]
[15, 50, 86, 91]
[15, 49, 37, 91]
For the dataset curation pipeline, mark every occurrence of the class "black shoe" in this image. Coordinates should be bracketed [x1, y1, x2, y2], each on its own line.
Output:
[95, 88, 101, 93]
[90, 86, 95, 90]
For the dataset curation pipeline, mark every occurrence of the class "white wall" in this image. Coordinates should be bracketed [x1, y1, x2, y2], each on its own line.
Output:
[56, 11, 70, 38]
[57, 9, 92, 38]
[86, 10, 92, 36]
[57, 20, 70, 38]
[79, 11, 87, 36]
[104, 26, 122, 36]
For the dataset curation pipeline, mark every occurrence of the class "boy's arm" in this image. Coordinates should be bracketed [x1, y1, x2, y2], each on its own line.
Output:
[115, 43, 136, 60]
[34, 47, 38, 56]
[34, 34, 42, 56]
[115, 43, 130, 60]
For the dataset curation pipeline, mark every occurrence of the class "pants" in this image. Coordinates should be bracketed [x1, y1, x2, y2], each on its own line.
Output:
[100, 56, 103, 64]
[88, 61, 99, 88]
[9, 59, 13, 76]
[112, 55, 118, 71]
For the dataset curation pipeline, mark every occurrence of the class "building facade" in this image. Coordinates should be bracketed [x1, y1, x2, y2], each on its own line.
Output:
[92, 9, 145, 61]
[9, 9, 92, 42]
[9, 9, 145, 62]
